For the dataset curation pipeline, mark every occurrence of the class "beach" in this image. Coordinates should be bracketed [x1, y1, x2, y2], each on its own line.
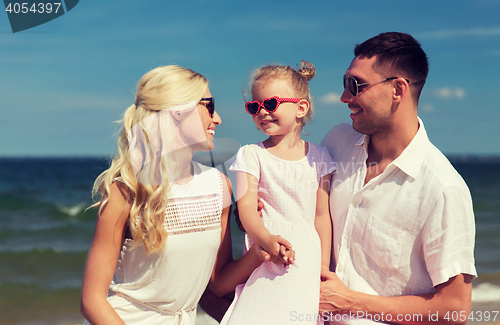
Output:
[0, 156, 499, 324]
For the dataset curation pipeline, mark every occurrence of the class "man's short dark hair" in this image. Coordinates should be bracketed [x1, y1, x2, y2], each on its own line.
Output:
[354, 32, 429, 100]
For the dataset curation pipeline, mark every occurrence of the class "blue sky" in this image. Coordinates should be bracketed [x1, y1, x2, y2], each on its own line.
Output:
[1, 0, 499, 157]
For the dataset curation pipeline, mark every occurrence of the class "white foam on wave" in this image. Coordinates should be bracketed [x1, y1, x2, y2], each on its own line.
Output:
[58, 203, 86, 217]
[472, 283, 500, 302]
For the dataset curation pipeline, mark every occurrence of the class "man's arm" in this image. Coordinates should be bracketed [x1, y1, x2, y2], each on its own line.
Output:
[320, 271, 472, 325]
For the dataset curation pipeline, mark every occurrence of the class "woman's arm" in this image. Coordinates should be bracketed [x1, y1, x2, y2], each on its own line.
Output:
[80, 182, 130, 325]
[234, 171, 291, 264]
[315, 173, 332, 271]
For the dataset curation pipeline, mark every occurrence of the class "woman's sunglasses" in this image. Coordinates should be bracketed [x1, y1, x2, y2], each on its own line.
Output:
[343, 75, 409, 97]
[245, 96, 301, 116]
[200, 97, 215, 118]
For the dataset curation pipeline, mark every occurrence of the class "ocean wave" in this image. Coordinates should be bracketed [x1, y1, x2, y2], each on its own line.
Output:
[472, 282, 500, 302]
[57, 202, 88, 218]
[0, 192, 96, 222]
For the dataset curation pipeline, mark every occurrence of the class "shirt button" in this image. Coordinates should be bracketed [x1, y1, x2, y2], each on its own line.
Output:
[351, 201, 358, 208]
[343, 234, 349, 240]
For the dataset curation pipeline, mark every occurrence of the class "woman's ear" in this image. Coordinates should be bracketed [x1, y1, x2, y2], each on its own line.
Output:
[171, 110, 183, 122]
[296, 99, 309, 119]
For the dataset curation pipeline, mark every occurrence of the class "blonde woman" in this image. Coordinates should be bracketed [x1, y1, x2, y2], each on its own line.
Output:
[80, 65, 283, 325]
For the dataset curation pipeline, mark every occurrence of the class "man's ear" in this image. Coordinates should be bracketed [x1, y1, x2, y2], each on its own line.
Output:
[393, 78, 409, 103]
[296, 99, 309, 119]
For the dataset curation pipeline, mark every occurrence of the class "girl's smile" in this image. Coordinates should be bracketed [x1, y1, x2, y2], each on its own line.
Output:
[251, 79, 302, 137]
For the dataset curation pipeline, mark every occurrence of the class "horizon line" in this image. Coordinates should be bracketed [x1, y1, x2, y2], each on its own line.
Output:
[1, 153, 500, 161]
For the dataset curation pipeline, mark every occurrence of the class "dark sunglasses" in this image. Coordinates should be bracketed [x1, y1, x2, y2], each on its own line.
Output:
[343, 75, 409, 96]
[200, 97, 215, 118]
[245, 96, 301, 116]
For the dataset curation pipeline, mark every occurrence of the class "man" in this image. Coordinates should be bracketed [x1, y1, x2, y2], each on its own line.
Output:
[319, 32, 476, 324]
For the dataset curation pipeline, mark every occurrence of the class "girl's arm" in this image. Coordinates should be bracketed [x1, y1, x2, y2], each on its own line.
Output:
[235, 171, 292, 264]
[209, 173, 271, 297]
[315, 173, 332, 271]
[80, 182, 130, 325]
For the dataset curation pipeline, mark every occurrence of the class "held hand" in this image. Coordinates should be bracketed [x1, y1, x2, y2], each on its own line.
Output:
[249, 244, 295, 266]
[319, 270, 353, 314]
[250, 244, 270, 262]
[280, 244, 295, 267]
[263, 234, 292, 265]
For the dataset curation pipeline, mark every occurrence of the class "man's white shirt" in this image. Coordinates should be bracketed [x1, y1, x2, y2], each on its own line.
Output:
[321, 119, 476, 324]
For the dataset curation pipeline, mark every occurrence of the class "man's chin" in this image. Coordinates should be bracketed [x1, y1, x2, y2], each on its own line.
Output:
[352, 122, 369, 135]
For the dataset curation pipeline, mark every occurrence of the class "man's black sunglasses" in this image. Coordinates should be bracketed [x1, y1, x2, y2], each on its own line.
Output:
[343, 76, 409, 96]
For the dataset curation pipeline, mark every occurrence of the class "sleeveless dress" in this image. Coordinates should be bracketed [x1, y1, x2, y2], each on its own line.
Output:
[221, 142, 335, 325]
[83, 161, 223, 325]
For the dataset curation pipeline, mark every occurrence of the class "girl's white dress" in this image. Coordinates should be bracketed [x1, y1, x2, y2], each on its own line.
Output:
[221, 142, 335, 325]
[83, 161, 223, 325]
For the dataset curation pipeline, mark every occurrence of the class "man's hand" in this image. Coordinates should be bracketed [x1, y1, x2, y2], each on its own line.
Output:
[319, 269, 353, 314]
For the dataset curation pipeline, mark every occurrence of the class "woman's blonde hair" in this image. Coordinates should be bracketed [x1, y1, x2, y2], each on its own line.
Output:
[91, 65, 208, 254]
[249, 60, 316, 134]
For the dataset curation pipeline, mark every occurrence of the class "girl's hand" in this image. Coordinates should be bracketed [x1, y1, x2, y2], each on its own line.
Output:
[263, 234, 292, 265]
[252, 243, 295, 268]
[280, 244, 295, 267]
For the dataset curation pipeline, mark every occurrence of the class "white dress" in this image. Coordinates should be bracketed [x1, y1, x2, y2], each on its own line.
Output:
[221, 142, 335, 325]
[83, 161, 223, 325]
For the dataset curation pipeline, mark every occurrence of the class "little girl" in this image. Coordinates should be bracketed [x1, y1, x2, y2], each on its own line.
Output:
[221, 61, 335, 325]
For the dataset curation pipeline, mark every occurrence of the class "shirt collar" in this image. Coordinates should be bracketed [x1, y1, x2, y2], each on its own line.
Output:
[355, 132, 369, 156]
[355, 128, 372, 160]
[353, 118, 429, 180]
[391, 117, 429, 180]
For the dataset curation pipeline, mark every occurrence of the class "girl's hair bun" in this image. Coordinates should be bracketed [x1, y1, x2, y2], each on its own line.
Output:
[297, 60, 316, 82]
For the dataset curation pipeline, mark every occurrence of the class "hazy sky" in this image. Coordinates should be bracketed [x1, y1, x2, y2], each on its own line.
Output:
[1, 0, 499, 157]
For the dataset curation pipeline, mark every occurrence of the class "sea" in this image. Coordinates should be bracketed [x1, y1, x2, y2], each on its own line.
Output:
[0, 154, 499, 325]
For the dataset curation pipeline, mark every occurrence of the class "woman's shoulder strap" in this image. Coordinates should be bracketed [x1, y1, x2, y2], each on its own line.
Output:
[112, 177, 135, 202]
